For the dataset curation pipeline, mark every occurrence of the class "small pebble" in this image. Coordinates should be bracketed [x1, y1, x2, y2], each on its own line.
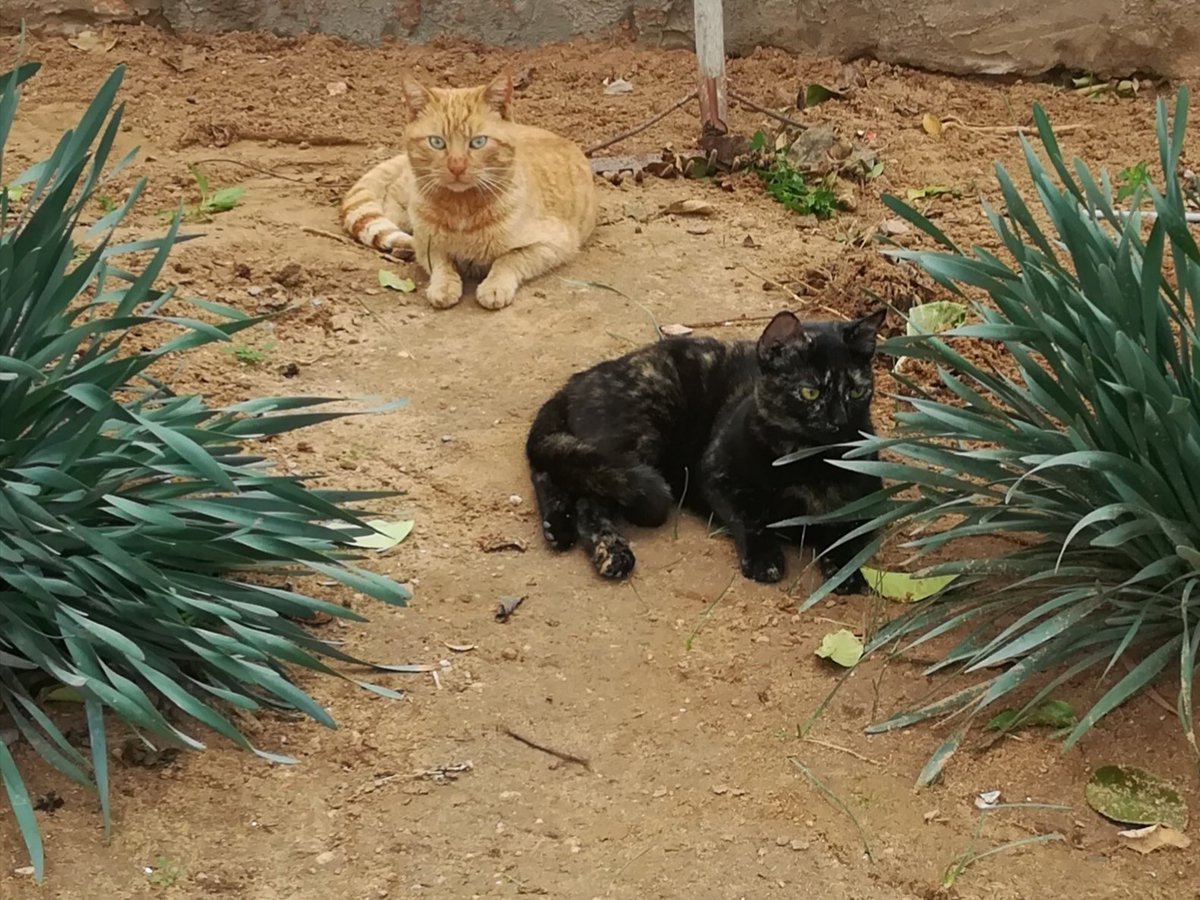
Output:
[316, 850, 335, 866]
[441, 435, 452, 443]
[500, 647, 518, 661]
[508, 494, 522, 505]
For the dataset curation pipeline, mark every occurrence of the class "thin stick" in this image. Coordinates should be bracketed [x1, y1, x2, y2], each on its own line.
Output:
[501, 727, 591, 770]
[584, 91, 698, 157]
[802, 737, 883, 767]
[301, 225, 399, 263]
[739, 264, 845, 319]
[607, 845, 654, 895]
[189, 158, 307, 183]
[789, 757, 875, 862]
[940, 115, 1083, 136]
[1088, 208, 1200, 224]
[685, 572, 736, 651]
[729, 91, 809, 132]
[682, 313, 779, 330]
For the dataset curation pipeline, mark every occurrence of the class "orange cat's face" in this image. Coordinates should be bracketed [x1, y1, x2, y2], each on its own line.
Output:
[402, 74, 517, 194]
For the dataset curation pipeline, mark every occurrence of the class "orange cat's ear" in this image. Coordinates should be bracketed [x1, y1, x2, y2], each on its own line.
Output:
[401, 74, 433, 115]
[483, 72, 514, 119]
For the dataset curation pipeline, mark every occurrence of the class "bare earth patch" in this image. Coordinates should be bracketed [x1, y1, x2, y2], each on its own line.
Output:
[1, 27, 1196, 900]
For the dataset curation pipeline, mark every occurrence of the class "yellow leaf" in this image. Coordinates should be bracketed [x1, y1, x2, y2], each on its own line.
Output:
[921, 113, 942, 138]
[860, 565, 958, 602]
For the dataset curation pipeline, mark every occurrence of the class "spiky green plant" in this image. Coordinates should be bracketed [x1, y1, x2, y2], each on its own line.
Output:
[777, 87, 1200, 776]
[1, 63, 411, 878]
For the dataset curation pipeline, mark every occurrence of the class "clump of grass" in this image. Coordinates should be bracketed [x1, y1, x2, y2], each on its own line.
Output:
[749, 132, 841, 219]
[223, 340, 276, 367]
[777, 87, 1200, 774]
[0, 62, 410, 880]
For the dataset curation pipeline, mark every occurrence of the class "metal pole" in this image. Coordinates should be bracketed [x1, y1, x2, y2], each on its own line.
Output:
[694, 0, 728, 136]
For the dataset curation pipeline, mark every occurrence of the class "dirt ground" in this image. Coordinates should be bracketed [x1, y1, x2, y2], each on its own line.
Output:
[2, 25, 1199, 900]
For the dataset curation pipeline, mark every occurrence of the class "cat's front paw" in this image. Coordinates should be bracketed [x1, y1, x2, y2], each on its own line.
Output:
[476, 273, 519, 310]
[740, 545, 786, 584]
[592, 535, 635, 579]
[426, 276, 463, 309]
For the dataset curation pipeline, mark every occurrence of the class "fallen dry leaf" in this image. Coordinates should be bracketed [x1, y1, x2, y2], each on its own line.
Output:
[921, 113, 943, 138]
[68, 30, 118, 53]
[478, 534, 528, 553]
[660, 199, 716, 217]
[660, 323, 694, 336]
[162, 48, 203, 73]
[512, 66, 534, 91]
[326, 81, 349, 96]
[742, 234, 759, 248]
[1118, 824, 1192, 854]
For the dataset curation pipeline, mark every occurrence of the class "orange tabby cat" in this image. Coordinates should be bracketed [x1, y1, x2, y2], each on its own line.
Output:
[340, 72, 596, 310]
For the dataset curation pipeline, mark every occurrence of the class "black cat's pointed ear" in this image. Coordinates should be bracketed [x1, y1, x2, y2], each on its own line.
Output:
[401, 73, 433, 116]
[844, 308, 887, 356]
[758, 311, 809, 368]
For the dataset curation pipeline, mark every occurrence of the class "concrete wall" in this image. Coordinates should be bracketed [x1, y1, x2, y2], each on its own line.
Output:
[4, 0, 1196, 78]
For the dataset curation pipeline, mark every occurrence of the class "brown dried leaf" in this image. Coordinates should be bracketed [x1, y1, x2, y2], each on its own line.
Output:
[478, 534, 528, 553]
[878, 217, 911, 236]
[1118, 824, 1192, 854]
[660, 199, 716, 217]
[921, 113, 943, 138]
[68, 30, 118, 53]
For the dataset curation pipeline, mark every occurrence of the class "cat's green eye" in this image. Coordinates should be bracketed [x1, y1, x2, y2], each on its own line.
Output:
[849, 386, 869, 399]
[428, 136, 447, 150]
[800, 387, 821, 401]
[469, 135, 488, 149]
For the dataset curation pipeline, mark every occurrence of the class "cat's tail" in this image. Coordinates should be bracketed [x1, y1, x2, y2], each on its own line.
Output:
[340, 153, 415, 260]
[526, 393, 673, 527]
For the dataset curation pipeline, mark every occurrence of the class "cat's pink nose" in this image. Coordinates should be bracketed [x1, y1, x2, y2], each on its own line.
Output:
[447, 157, 468, 177]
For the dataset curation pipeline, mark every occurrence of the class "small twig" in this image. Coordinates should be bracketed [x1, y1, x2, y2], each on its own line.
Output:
[729, 91, 809, 132]
[607, 845, 654, 895]
[940, 115, 1083, 136]
[1120, 657, 1177, 714]
[189, 157, 307, 183]
[1088, 208, 1200, 224]
[585, 91, 698, 157]
[501, 727, 591, 770]
[682, 313, 779, 330]
[802, 737, 883, 767]
[790, 757, 875, 862]
[685, 572, 736, 651]
[739, 264, 845, 319]
[301, 225, 399, 263]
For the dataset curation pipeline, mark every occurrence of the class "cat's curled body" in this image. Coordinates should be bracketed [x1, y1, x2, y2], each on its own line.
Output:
[525, 310, 887, 589]
[340, 72, 596, 311]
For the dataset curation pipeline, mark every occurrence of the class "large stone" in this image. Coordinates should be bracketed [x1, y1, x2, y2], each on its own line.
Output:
[3, 0, 1196, 79]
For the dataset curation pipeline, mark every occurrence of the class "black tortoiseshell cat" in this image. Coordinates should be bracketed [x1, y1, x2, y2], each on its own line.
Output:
[525, 309, 886, 590]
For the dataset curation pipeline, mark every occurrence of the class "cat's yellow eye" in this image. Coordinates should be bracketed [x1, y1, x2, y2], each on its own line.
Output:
[849, 386, 869, 399]
[800, 386, 821, 401]
[469, 135, 488, 149]
[428, 136, 447, 150]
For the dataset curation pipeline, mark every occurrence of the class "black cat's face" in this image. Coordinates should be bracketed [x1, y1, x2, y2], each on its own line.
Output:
[755, 309, 886, 439]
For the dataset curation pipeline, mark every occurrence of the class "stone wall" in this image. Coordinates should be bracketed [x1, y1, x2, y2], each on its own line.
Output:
[3, 0, 1195, 78]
